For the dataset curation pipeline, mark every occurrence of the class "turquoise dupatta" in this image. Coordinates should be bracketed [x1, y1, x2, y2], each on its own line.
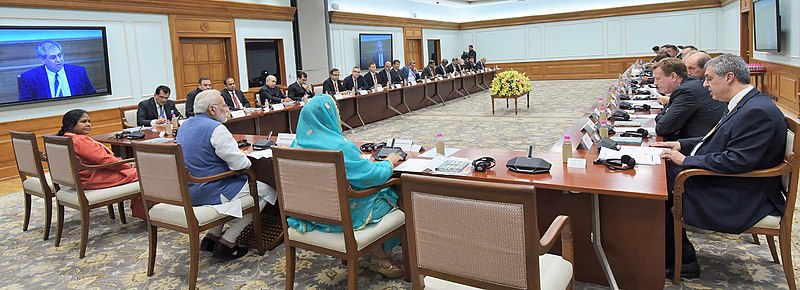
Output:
[287, 94, 398, 236]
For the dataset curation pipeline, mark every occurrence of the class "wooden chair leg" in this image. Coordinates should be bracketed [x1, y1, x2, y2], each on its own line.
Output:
[400, 230, 411, 282]
[491, 99, 495, 115]
[252, 209, 264, 255]
[347, 253, 359, 290]
[189, 234, 200, 290]
[54, 204, 64, 247]
[285, 245, 296, 290]
[79, 210, 90, 259]
[672, 221, 683, 285]
[107, 205, 115, 220]
[43, 197, 52, 240]
[779, 233, 797, 290]
[23, 193, 31, 232]
[146, 225, 157, 277]
[766, 235, 780, 263]
[752, 233, 761, 245]
[117, 202, 127, 224]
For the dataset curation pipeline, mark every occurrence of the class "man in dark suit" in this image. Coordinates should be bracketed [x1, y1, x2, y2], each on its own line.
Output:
[18, 40, 96, 101]
[343, 66, 366, 91]
[653, 58, 725, 141]
[363, 62, 380, 90]
[377, 61, 393, 87]
[137, 85, 183, 126]
[422, 60, 436, 79]
[185, 77, 212, 117]
[322, 68, 347, 95]
[464, 57, 476, 71]
[390, 60, 403, 84]
[258, 75, 290, 104]
[446, 58, 456, 73]
[467, 44, 477, 62]
[220, 77, 250, 110]
[287, 71, 314, 101]
[475, 57, 487, 70]
[372, 40, 388, 67]
[435, 59, 449, 76]
[655, 54, 787, 279]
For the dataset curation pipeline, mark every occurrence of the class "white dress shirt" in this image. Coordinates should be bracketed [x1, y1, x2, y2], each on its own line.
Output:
[689, 85, 754, 156]
[45, 67, 72, 98]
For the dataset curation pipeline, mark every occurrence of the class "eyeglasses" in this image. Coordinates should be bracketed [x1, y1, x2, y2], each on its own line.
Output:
[332, 74, 340, 76]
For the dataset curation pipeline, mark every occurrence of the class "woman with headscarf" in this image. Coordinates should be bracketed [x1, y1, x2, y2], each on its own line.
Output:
[288, 94, 405, 278]
[57, 109, 145, 219]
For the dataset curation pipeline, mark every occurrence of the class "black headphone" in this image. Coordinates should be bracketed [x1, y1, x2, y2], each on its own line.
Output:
[594, 155, 637, 170]
[472, 156, 496, 172]
[620, 128, 650, 138]
[360, 142, 386, 152]
[633, 103, 652, 111]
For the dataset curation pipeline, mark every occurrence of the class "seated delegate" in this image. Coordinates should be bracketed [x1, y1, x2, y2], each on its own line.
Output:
[288, 94, 405, 278]
[57, 109, 145, 219]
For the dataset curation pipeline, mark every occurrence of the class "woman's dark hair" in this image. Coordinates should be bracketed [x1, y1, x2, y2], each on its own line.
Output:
[58, 109, 89, 136]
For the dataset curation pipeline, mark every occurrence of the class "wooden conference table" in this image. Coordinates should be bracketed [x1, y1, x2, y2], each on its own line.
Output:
[221, 70, 495, 135]
[95, 69, 668, 289]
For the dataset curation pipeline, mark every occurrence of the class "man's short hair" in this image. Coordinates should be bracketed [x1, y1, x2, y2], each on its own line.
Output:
[197, 77, 211, 85]
[223, 77, 235, 85]
[408, 60, 416, 66]
[392, 59, 401, 65]
[442, 59, 449, 64]
[329, 68, 339, 75]
[653, 52, 671, 62]
[652, 58, 688, 79]
[353, 66, 361, 71]
[690, 52, 712, 69]
[705, 54, 751, 84]
[662, 44, 679, 52]
[469, 44, 473, 49]
[194, 89, 221, 114]
[683, 45, 698, 51]
[154, 85, 171, 96]
[266, 75, 277, 82]
[652, 45, 661, 52]
[428, 60, 435, 64]
[297, 71, 308, 79]
[368, 62, 376, 67]
[35, 41, 62, 59]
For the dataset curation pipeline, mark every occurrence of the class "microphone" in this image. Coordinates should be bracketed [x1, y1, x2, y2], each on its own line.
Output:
[527, 145, 533, 158]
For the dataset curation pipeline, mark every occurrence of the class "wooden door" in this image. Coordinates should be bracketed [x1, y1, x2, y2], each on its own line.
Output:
[178, 38, 229, 99]
[404, 39, 423, 66]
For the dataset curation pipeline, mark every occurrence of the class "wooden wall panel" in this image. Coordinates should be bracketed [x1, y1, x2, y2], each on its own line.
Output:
[750, 59, 800, 116]
[0, 108, 122, 180]
[0, 0, 295, 21]
[489, 56, 647, 81]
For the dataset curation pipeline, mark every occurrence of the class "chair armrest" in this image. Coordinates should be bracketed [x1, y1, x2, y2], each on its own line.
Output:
[122, 118, 135, 129]
[78, 158, 135, 170]
[188, 168, 253, 183]
[539, 215, 573, 263]
[348, 178, 400, 198]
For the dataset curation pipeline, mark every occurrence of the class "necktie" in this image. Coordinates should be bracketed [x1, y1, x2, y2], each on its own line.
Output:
[54, 73, 63, 98]
[691, 107, 730, 156]
[386, 71, 390, 85]
[353, 78, 357, 89]
[372, 73, 377, 86]
[333, 80, 338, 92]
[230, 91, 242, 109]
[159, 105, 166, 119]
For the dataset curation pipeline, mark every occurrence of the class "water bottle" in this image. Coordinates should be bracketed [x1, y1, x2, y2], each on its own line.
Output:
[562, 135, 572, 163]
[435, 133, 445, 156]
[599, 120, 609, 139]
[599, 105, 607, 121]
[597, 97, 604, 111]
[165, 119, 173, 136]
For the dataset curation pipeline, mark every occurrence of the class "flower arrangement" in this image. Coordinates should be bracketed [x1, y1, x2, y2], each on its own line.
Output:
[490, 69, 532, 97]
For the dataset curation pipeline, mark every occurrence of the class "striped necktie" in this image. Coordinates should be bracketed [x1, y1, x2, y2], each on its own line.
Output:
[54, 73, 63, 98]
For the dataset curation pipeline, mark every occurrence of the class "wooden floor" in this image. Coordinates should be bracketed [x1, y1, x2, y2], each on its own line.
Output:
[0, 178, 22, 196]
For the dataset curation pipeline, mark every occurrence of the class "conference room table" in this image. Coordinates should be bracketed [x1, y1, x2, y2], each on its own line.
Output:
[221, 69, 496, 135]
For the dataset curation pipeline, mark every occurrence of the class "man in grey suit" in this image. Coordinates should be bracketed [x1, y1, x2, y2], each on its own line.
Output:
[653, 58, 726, 141]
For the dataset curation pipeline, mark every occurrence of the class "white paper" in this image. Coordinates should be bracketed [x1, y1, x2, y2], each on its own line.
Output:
[358, 90, 369, 95]
[598, 146, 665, 165]
[230, 110, 246, 118]
[271, 103, 285, 111]
[581, 133, 594, 150]
[614, 121, 642, 127]
[567, 158, 587, 168]
[276, 133, 296, 146]
[393, 84, 403, 89]
[410, 144, 423, 152]
[594, 108, 602, 116]
[613, 127, 656, 135]
[244, 108, 260, 113]
[247, 149, 273, 159]
[384, 138, 413, 151]
[632, 114, 658, 119]
[209, 198, 243, 218]
[376, 86, 384, 92]
[334, 94, 344, 100]
[298, 101, 305, 106]
[419, 148, 460, 158]
[124, 126, 151, 132]
[177, 119, 187, 126]
[393, 158, 430, 173]
[426, 156, 448, 170]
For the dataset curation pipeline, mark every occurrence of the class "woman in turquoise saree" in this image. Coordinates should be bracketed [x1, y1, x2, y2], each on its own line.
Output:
[288, 94, 405, 278]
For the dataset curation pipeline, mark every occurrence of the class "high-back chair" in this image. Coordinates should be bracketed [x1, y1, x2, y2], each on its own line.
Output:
[401, 174, 574, 290]
[174, 99, 187, 118]
[672, 114, 800, 289]
[42, 135, 141, 258]
[10, 131, 55, 240]
[271, 146, 408, 290]
[119, 104, 139, 129]
[131, 142, 265, 290]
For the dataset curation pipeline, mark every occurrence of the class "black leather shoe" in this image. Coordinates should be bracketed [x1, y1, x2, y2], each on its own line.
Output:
[665, 260, 701, 279]
[200, 237, 216, 252]
[212, 242, 249, 260]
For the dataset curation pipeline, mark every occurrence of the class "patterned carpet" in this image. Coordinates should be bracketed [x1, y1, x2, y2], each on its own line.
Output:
[1, 79, 797, 289]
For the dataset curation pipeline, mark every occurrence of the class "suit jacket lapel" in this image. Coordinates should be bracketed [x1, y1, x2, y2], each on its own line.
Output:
[719, 88, 760, 126]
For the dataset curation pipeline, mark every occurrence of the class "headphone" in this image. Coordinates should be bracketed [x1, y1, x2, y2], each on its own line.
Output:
[360, 142, 386, 152]
[594, 155, 637, 170]
[620, 128, 650, 138]
[633, 103, 652, 111]
[472, 156, 496, 172]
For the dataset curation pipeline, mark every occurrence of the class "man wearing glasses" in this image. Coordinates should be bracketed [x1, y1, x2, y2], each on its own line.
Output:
[137, 85, 183, 126]
[322, 68, 348, 95]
